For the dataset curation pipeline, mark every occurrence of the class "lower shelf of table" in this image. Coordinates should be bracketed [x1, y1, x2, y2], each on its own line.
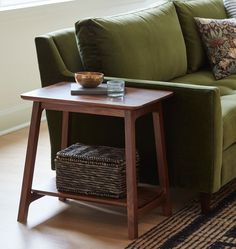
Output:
[31, 178, 166, 215]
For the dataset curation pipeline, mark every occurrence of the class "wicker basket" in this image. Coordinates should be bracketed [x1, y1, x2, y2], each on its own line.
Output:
[55, 143, 139, 198]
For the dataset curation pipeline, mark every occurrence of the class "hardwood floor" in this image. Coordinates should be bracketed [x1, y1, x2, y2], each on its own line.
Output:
[0, 122, 196, 249]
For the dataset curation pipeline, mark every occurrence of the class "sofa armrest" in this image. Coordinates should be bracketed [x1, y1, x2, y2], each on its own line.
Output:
[35, 28, 81, 87]
[105, 76, 223, 193]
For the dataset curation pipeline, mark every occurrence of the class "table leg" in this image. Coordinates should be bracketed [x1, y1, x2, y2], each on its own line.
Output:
[124, 111, 138, 239]
[152, 104, 172, 216]
[17, 102, 43, 223]
[61, 111, 70, 149]
[59, 111, 70, 202]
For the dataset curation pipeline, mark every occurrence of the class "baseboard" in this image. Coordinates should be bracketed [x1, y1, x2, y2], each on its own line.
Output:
[0, 121, 31, 136]
[0, 103, 46, 136]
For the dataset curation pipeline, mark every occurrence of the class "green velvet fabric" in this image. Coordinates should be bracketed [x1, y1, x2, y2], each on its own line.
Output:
[172, 70, 236, 150]
[75, 2, 187, 81]
[222, 143, 236, 186]
[35, 27, 224, 194]
[221, 95, 236, 150]
[35, 29, 82, 167]
[174, 0, 227, 72]
[51, 30, 83, 74]
[172, 70, 236, 96]
[35, 28, 82, 86]
[112, 77, 222, 193]
[35, 1, 235, 195]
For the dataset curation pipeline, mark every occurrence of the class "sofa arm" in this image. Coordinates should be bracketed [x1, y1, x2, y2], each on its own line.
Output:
[106, 77, 223, 193]
[35, 28, 81, 87]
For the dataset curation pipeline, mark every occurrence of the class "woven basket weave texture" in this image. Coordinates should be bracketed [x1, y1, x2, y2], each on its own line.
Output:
[55, 143, 139, 198]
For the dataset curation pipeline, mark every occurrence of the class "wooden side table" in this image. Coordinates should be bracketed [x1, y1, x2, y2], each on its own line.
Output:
[17, 82, 173, 239]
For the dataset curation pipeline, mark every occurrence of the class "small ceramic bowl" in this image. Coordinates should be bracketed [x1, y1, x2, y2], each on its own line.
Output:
[74, 72, 104, 88]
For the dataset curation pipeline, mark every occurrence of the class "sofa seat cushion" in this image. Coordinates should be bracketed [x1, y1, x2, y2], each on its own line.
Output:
[221, 95, 236, 150]
[172, 70, 236, 96]
[172, 70, 236, 150]
[174, 0, 227, 72]
[75, 2, 187, 81]
[222, 143, 236, 186]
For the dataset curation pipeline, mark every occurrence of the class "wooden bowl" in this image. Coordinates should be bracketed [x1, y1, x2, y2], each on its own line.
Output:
[74, 72, 104, 88]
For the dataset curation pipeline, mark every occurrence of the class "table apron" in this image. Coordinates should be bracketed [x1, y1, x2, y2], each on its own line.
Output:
[41, 101, 161, 119]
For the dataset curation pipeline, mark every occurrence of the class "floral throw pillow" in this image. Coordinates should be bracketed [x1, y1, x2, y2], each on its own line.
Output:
[194, 17, 236, 80]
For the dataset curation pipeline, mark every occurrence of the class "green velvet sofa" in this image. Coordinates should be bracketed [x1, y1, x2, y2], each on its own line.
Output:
[35, 0, 236, 212]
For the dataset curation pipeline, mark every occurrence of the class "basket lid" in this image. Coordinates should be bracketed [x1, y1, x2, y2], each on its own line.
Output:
[56, 143, 130, 164]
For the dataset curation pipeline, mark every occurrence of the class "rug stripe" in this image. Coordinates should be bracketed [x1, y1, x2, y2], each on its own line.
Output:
[129, 207, 199, 249]
[126, 180, 236, 249]
[137, 207, 198, 248]
[179, 208, 236, 249]
[127, 205, 199, 248]
[158, 191, 236, 249]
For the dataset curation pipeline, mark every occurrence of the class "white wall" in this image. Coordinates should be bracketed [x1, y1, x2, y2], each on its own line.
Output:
[0, 0, 157, 135]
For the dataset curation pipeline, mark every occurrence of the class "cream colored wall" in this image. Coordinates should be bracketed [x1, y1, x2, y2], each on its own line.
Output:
[0, 0, 155, 135]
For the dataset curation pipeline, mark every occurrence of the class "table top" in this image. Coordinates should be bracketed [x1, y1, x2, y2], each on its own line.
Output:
[21, 82, 173, 110]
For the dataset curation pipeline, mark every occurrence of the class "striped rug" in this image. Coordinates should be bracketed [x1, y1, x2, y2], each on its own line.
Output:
[126, 180, 236, 249]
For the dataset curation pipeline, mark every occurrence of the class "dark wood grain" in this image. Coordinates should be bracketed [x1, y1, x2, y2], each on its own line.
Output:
[21, 82, 172, 110]
[18, 82, 173, 239]
[17, 102, 43, 223]
[61, 111, 69, 149]
[125, 110, 138, 239]
[200, 193, 212, 214]
[32, 178, 163, 209]
[153, 104, 172, 216]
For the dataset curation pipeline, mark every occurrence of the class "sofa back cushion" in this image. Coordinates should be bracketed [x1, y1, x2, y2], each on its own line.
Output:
[174, 0, 227, 73]
[75, 2, 187, 81]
